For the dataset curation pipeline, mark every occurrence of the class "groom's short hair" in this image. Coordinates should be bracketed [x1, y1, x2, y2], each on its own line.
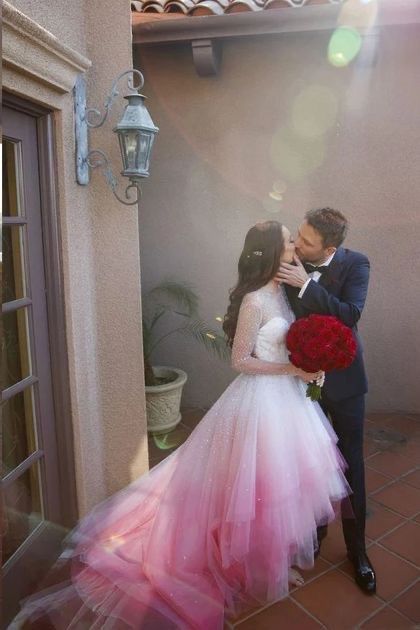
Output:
[305, 208, 348, 248]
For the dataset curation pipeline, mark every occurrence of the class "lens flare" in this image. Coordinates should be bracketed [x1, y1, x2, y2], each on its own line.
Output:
[328, 27, 362, 68]
[270, 127, 325, 182]
[273, 180, 287, 194]
[291, 86, 338, 139]
[263, 196, 282, 214]
[153, 431, 184, 450]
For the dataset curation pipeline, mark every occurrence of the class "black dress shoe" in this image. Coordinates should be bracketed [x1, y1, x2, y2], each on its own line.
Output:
[347, 551, 376, 594]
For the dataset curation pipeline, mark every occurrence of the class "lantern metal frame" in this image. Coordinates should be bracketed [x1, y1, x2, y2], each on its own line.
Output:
[74, 68, 158, 206]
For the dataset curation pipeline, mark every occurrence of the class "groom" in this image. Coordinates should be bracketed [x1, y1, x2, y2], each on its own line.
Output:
[278, 207, 376, 595]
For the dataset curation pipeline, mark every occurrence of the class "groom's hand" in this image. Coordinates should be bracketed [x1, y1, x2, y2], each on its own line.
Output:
[277, 255, 309, 288]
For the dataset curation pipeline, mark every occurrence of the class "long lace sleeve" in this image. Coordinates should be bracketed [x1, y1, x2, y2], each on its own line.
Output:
[231, 294, 296, 376]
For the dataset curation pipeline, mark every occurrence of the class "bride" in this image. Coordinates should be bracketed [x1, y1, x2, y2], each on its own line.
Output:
[16, 221, 350, 629]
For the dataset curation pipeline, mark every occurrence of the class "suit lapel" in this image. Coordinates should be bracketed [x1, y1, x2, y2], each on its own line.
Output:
[286, 248, 346, 318]
[318, 247, 345, 290]
[285, 284, 305, 318]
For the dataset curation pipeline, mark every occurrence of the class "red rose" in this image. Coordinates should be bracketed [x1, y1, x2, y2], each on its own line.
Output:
[286, 315, 357, 400]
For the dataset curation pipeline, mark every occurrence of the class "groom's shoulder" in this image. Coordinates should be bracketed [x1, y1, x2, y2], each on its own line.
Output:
[340, 247, 370, 267]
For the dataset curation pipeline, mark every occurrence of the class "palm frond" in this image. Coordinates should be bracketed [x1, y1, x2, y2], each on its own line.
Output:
[179, 319, 231, 362]
[146, 280, 199, 317]
[142, 278, 230, 367]
[149, 306, 166, 331]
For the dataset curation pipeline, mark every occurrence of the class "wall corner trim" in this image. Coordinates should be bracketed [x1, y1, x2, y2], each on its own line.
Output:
[2, 1, 92, 94]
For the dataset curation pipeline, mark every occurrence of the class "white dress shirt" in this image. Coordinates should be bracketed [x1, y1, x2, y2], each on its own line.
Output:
[298, 251, 336, 299]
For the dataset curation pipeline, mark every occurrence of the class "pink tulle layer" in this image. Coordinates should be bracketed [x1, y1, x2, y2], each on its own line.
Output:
[16, 374, 350, 629]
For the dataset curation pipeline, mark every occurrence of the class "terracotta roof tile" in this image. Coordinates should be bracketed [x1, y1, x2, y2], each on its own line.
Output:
[131, 0, 343, 17]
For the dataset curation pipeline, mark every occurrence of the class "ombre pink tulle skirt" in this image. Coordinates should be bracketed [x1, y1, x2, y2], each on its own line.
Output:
[15, 374, 350, 629]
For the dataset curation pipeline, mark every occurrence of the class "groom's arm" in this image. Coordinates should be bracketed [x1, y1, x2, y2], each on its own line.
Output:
[299, 254, 370, 328]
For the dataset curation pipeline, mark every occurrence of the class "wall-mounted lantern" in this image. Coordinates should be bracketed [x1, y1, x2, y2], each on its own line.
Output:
[74, 69, 159, 205]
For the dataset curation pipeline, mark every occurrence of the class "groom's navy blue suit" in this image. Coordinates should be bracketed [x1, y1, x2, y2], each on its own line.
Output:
[285, 247, 370, 554]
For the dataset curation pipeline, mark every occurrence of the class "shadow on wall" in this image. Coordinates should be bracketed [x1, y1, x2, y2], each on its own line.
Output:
[137, 26, 420, 413]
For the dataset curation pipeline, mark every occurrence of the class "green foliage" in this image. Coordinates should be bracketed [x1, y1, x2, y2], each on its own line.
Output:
[142, 279, 230, 385]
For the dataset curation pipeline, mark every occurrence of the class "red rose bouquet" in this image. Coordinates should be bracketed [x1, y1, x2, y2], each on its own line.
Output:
[286, 314, 357, 401]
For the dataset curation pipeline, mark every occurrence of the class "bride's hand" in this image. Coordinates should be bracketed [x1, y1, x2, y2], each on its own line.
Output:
[297, 368, 324, 384]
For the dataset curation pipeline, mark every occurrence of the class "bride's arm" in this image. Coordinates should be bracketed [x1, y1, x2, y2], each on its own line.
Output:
[231, 295, 300, 376]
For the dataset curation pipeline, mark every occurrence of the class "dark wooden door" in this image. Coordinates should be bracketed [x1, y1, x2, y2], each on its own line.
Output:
[2, 101, 76, 627]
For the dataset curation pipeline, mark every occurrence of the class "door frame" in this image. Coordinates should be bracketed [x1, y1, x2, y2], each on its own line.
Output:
[3, 92, 78, 529]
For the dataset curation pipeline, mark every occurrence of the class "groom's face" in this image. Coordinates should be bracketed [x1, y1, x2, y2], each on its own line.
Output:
[295, 221, 332, 264]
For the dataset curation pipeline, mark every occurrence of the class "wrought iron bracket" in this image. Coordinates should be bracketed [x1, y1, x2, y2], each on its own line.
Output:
[74, 69, 146, 205]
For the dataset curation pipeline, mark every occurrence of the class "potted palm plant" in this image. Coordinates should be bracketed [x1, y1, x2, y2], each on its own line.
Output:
[142, 279, 230, 434]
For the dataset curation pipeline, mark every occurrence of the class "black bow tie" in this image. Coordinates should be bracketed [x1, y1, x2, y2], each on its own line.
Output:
[304, 263, 329, 274]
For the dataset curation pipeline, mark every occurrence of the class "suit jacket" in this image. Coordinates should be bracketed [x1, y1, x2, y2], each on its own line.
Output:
[285, 247, 370, 401]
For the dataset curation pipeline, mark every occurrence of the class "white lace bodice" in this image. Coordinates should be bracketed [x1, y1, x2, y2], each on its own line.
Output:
[231, 283, 296, 374]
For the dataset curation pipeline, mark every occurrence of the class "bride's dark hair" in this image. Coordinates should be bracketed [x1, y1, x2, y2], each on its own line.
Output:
[223, 221, 285, 347]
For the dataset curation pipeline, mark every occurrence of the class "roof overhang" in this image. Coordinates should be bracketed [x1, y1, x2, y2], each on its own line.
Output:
[132, 0, 420, 45]
[132, 0, 420, 76]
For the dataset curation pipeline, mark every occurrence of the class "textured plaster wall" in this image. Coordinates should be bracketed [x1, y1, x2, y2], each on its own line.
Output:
[136, 26, 420, 413]
[5, 1, 149, 516]
[10, 0, 88, 54]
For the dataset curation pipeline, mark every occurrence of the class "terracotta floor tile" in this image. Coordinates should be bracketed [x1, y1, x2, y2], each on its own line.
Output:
[366, 500, 405, 540]
[226, 599, 265, 625]
[401, 469, 420, 490]
[236, 597, 322, 629]
[360, 606, 415, 629]
[229, 562, 331, 624]
[336, 557, 354, 579]
[364, 420, 410, 453]
[366, 414, 395, 426]
[367, 451, 417, 478]
[385, 416, 420, 437]
[364, 438, 381, 457]
[392, 582, 420, 623]
[319, 521, 348, 565]
[381, 521, 420, 566]
[366, 467, 392, 493]
[292, 569, 381, 629]
[340, 544, 419, 600]
[372, 482, 420, 518]
[389, 439, 420, 466]
[300, 557, 332, 582]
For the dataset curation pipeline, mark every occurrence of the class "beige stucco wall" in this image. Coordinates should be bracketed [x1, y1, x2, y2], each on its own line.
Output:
[3, 1, 149, 516]
[136, 24, 420, 413]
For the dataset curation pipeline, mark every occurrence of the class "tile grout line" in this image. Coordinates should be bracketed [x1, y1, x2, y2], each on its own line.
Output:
[370, 472, 420, 497]
[367, 494, 419, 524]
[374, 540, 420, 571]
[365, 449, 419, 468]
[231, 563, 335, 627]
[354, 601, 389, 629]
[365, 471, 420, 497]
[356, 576, 420, 627]
[289, 595, 328, 629]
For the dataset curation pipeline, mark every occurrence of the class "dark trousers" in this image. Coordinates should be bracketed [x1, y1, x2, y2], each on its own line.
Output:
[318, 393, 367, 555]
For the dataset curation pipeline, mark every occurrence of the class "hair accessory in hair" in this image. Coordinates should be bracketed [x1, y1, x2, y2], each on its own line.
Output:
[252, 250, 263, 256]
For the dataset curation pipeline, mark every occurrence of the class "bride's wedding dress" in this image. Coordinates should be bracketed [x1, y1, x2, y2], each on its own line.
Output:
[14, 284, 349, 629]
